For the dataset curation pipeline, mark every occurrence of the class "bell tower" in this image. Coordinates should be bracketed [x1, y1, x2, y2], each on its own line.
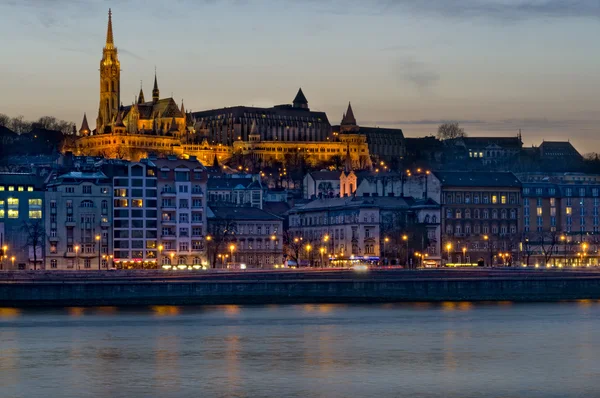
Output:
[97, 9, 121, 134]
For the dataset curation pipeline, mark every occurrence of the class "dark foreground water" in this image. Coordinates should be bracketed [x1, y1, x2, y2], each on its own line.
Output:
[1, 302, 600, 398]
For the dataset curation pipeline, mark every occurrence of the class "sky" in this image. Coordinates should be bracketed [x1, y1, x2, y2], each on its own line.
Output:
[0, 0, 599, 152]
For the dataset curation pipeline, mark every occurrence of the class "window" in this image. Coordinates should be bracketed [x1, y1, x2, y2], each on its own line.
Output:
[510, 209, 516, 219]
[537, 207, 543, 216]
[83, 186, 92, 194]
[501, 196, 507, 204]
[114, 199, 128, 208]
[550, 198, 556, 207]
[483, 195, 489, 204]
[566, 207, 572, 215]
[192, 227, 203, 236]
[192, 199, 202, 208]
[179, 227, 189, 237]
[179, 242, 189, 251]
[179, 199, 189, 208]
[84, 259, 91, 269]
[492, 195, 498, 204]
[566, 188, 572, 197]
[536, 188, 542, 195]
[50, 259, 57, 269]
[132, 199, 143, 208]
[580, 188, 586, 197]
[80, 200, 94, 208]
[65, 187, 74, 193]
[29, 210, 42, 219]
[178, 185, 189, 193]
[179, 213, 189, 223]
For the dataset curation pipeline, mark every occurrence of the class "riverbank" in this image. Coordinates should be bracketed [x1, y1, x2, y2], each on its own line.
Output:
[2, 269, 600, 306]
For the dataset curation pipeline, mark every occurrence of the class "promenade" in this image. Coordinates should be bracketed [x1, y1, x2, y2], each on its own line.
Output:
[2, 268, 600, 306]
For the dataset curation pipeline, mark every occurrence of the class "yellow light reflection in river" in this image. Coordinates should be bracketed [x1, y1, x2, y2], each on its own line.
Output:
[0, 308, 21, 318]
[68, 307, 85, 317]
[151, 306, 181, 317]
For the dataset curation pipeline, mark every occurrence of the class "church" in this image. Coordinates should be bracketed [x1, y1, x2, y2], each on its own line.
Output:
[76, 9, 191, 160]
[75, 10, 396, 169]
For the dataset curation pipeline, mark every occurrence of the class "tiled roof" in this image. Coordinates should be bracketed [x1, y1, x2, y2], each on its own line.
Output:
[539, 141, 582, 158]
[309, 171, 341, 181]
[122, 98, 184, 121]
[191, 105, 329, 125]
[208, 206, 283, 221]
[434, 172, 521, 188]
[0, 173, 46, 189]
[460, 137, 522, 149]
[207, 178, 258, 190]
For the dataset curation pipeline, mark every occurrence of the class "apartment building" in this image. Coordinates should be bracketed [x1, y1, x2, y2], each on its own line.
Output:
[207, 206, 283, 269]
[45, 171, 112, 270]
[0, 173, 46, 270]
[155, 156, 208, 267]
[436, 172, 522, 265]
[111, 160, 159, 268]
[518, 173, 600, 266]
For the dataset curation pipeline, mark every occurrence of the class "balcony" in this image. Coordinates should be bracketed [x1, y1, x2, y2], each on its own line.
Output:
[101, 220, 111, 227]
[191, 221, 203, 226]
[161, 219, 176, 225]
[161, 191, 176, 197]
[49, 235, 59, 242]
[65, 221, 76, 227]
[161, 234, 177, 240]
[161, 203, 176, 209]
[64, 252, 76, 258]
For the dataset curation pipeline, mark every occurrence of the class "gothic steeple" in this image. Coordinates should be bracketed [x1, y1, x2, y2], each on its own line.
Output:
[79, 113, 91, 136]
[138, 82, 145, 104]
[97, 8, 120, 134]
[293, 88, 309, 110]
[105, 8, 114, 48]
[341, 102, 356, 126]
[152, 70, 160, 103]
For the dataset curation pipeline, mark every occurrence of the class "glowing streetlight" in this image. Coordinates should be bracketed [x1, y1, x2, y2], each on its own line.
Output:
[230, 244, 235, 265]
[462, 247, 467, 264]
[11, 256, 15, 269]
[95, 235, 101, 270]
[446, 243, 452, 264]
[320, 247, 326, 268]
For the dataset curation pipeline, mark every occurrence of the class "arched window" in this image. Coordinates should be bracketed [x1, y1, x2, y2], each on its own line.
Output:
[162, 256, 170, 265]
[492, 209, 498, 219]
[424, 215, 430, 223]
[101, 200, 108, 209]
[465, 209, 471, 219]
[178, 257, 186, 265]
[193, 257, 201, 265]
[432, 215, 437, 223]
[80, 200, 94, 208]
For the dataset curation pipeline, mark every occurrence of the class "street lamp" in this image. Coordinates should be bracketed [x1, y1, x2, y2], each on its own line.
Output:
[229, 244, 235, 266]
[462, 247, 467, 265]
[446, 243, 452, 265]
[305, 244, 312, 267]
[383, 237, 390, 266]
[170, 252, 175, 267]
[483, 235, 492, 267]
[74, 244, 80, 270]
[560, 235, 567, 265]
[402, 235, 409, 268]
[582, 243, 589, 266]
[158, 245, 163, 267]
[11, 256, 15, 269]
[1, 245, 7, 270]
[95, 235, 101, 270]
[320, 247, 325, 268]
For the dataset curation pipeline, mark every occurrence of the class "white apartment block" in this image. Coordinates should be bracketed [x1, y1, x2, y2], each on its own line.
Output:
[45, 172, 112, 270]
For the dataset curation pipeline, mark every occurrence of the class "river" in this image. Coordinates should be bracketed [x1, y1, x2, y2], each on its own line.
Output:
[1, 302, 599, 398]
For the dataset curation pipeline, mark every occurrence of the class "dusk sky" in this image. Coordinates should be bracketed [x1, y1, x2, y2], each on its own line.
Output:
[1, 0, 599, 151]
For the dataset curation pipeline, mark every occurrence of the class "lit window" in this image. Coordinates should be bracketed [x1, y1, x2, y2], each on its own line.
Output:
[132, 199, 143, 208]
[0, 186, 4, 191]
[28, 199, 42, 206]
[0, 210, 4, 218]
[537, 207, 543, 216]
[7, 198, 18, 206]
[501, 196, 507, 204]
[18, 186, 24, 192]
[8, 186, 14, 191]
[492, 195, 498, 204]
[566, 207, 572, 215]
[8, 210, 18, 218]
[27, 186, 33, 192]
[29, 210, 42, 219]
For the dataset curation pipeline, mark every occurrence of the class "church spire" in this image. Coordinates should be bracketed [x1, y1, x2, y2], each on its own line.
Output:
[180, 99, 185, 114]
[152, 69, 159, 103]
[105, 8, 114, 49]
[138, 82, 145, 104]
[79, 113, 91, 136]
[341, 102, 356, 126]
[344, 143, 353, 173]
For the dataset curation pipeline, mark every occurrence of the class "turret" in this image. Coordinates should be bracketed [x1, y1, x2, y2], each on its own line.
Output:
[79, 113, 91, 136]
[152, 71, 159, 103]
[292, 88, 309, 110]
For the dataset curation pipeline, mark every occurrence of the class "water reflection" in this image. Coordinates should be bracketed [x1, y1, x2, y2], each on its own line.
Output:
[0, 307, 21, 318]
[1, 303, 600, 397]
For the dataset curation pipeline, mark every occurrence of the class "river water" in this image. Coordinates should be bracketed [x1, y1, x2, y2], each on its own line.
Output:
[1, 302, 599, 398]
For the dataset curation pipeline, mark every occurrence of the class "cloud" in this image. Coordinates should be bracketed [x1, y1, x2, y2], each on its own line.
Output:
[396, 57, 440, 90]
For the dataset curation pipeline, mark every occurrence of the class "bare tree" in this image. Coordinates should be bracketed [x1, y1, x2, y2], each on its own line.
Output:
[22, 220, 45, 270]
[540, 230, 559, 266]
[207, 217, 237, 268]
[283, 231, 303, 266]
[437, 122, 467, 140]
[522, 233, 534, 267]
[0, 113, 10, 128]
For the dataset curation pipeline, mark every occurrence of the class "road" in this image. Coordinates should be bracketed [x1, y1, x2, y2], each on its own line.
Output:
[2, 267, 600, 283]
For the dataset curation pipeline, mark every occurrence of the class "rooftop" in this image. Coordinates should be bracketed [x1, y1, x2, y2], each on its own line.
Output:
[434, 172, 521, 188]
[208, 206, 283, 221]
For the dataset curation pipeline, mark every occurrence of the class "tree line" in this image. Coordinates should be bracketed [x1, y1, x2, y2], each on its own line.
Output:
[0, 113, 75, 135]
